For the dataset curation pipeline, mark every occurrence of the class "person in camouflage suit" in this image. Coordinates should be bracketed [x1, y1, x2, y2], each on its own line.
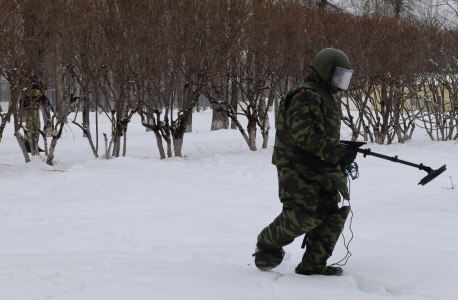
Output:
[253, 48, 357, 276]
[22, 72, 53, 152]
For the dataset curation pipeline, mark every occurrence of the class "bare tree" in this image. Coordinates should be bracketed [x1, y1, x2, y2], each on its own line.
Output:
[207, 1, 282, 151]
[340, 14, 430, 143]
[163, 0, 247, 156]
[43, 0, 96, 165]
[0, 1, 66, 161]
[414, 53, 458, 141]
[88, 0, 149, 158]
[134, 1, 171, 159]
[59, 2, 99, 158]
[46, 75, 85, 165]
[209, 74, 229, 131]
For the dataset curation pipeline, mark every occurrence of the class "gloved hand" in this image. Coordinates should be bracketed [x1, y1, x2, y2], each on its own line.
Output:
[340, 149, 357, 169]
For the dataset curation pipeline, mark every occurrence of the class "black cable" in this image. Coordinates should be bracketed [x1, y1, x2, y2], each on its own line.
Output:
[330, 172, 355, 267]
[330, 205, 354, 267]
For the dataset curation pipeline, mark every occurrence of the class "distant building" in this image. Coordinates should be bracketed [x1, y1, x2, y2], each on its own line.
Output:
[348, 84, 456, 112]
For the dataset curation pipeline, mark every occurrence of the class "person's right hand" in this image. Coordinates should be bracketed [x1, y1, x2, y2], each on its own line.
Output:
[340, 149, 357, 168]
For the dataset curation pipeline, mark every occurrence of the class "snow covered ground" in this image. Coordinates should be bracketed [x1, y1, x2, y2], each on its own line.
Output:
[1, 110, 457, 300]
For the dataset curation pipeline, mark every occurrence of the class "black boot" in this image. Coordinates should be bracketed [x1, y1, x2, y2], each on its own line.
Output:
[295, 266, 343, 276]
[252, 243, 285, 271]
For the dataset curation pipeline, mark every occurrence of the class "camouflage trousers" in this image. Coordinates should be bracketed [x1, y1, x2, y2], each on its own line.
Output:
[257, 165, 349, 273]
[25, 105, 41, 142]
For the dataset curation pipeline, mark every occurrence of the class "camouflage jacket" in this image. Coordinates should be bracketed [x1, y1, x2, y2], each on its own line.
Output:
[272, 68, 350, 199]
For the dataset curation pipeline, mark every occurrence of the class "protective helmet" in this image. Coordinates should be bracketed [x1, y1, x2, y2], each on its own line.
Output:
[312, 48, 353, 91]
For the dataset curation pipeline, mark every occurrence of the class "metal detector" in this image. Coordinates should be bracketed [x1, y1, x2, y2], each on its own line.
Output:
[340, 140, 447, 186]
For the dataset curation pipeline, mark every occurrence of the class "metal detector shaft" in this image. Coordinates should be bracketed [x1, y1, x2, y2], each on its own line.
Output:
[353, 148, 433, 173]
[340, 140, 447, 185]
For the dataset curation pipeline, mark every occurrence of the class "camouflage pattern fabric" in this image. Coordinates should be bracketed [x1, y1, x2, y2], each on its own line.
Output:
[23, 82, 52, 142]
[272, 67, 349, 199]
[255, 67, 350, 275]
[25, 103, 41, 142]
[253, 242, 285, 271]
[296, 204, 350, 274]
[24, 87, 41, 99]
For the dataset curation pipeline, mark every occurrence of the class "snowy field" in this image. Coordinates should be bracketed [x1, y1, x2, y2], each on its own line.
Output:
[1, 110, 457, 300]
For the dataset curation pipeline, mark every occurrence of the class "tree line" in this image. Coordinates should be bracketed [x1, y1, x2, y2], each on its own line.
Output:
[1, 0, 457, 165]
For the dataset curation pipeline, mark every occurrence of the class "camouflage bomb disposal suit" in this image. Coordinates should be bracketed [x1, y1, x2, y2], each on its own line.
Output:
[256, 68, 350, 275]
[23, 78, 52, 142]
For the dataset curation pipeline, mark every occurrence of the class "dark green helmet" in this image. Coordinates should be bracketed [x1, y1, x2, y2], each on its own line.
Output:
[312, 48, 353, 91]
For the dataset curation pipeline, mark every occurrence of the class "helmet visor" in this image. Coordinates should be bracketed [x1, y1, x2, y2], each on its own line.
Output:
[329, 66, 353, 91]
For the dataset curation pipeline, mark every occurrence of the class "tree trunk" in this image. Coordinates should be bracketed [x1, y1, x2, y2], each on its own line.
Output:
[95, 102, 99, 152]
[31, 106, 39, 157]
[196, 96, 201, 112]
[23, 125, 37, 157]
[184, 90, 193, 133]
[112, 136, 121, 157]
[140, 110, 167, 159]
[41, 105, 53, 137]
[72, 120, 98, 158]
[82, 95, 90, 137]
[173, 135, 184, 157]
[185, 112, 192, 133]
[111, 135, 117, 157]
[14, 132, 30, 163]
[230, 79, 238, 130]
[274, 96, 279, 129]
[447, 121, 454, 141]
[56, 61, 66, 123]
[224, 75, 230, 129]
[146, 114, 154, 132]
[164, 135, 172, 158]
[122, 130, 127, 157]
[86, 128, 98, 158]
[177, 88, 183, 111]
[113, 134, 121, 157]
[247, 121, 257, 151]
[32, 137, 39, 157]
[46, 138, 57, 166]
[167, 140, 172, 157]
[211, 103, 228, 130]
[93, 84, 101, 152]
[258, 98, 271, 149]
[145, 102, 154, 132]
[104, 133, 111, 159]
[258, 98, 268, 126]
[261, 130, 269, 149]
[46, 123, 64, 166]
[39, 130, 49, 156]
[116, 137, 120, 157]
[154, 131, 166, 159]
